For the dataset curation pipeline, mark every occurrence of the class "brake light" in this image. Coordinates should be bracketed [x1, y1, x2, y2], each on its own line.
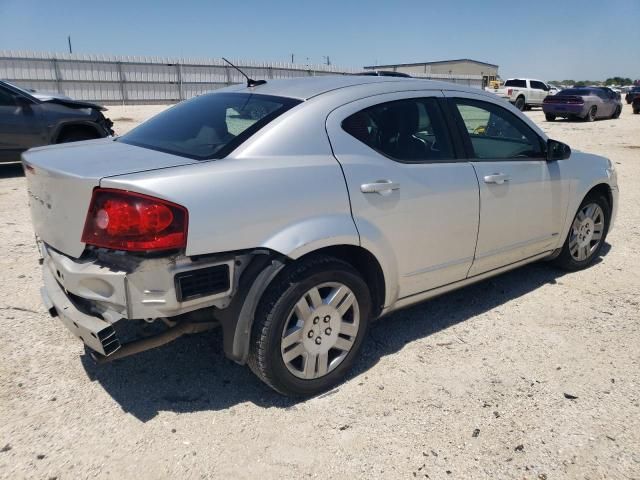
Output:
[81, 188, 188, 251]
[507, 88, 513, 96]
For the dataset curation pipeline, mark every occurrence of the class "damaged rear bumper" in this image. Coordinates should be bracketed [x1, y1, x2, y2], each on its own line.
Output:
[40, 242, 242, 358]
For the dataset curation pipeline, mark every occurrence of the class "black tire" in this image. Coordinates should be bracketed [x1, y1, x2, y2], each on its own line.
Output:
[634, 108, 640, 115]
[248, 255, 371, 396]
[545, 113, 556, 122]
[56, 128, 100, 143]
[612, 106, 622, 119]
[552, 193, 610, 271]
[514, 96, 526, 111]
[585, 106, 597, 122]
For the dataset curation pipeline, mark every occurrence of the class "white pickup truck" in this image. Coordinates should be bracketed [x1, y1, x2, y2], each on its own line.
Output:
[490, 78, 555, 110]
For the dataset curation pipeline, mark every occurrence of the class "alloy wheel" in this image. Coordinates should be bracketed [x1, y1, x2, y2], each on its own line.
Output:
[280, 282, 360, 380]
[569, 203, 605, 261]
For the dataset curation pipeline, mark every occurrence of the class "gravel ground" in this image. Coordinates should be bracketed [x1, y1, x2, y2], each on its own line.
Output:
[0, 102, 639, 480]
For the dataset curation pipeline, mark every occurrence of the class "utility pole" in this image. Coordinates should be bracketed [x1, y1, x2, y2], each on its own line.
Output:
[67, 35, 72, 54]
[291, 53, 294, 63]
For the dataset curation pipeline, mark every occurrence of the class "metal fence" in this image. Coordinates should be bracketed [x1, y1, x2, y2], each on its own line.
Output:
[0, 51, 482, 105]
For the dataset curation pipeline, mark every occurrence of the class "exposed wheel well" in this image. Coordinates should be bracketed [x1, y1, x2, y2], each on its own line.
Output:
[295, 245, 386, 318]
[55, 123, 101, 143]
[586, 183, 613, 212]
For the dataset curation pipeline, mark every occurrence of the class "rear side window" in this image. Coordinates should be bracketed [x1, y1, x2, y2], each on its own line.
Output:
[452, 98, 544, 160]
[119, 93, 300, 160]
[342, 97, 454, 162]
[504, 79, 526, 88]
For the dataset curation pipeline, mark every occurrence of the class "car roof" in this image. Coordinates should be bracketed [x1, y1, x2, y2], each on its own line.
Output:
[216, 75, 475, 100]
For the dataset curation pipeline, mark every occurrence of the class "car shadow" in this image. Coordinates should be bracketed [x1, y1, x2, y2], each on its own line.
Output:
[81, 247, 610, 422]
[0, 163, 24, 179]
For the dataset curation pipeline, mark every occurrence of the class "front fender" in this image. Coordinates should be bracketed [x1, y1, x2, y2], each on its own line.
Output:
[557, 151, 617, 244]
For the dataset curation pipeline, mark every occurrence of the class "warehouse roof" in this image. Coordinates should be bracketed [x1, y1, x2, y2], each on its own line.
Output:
[363, 58, 499, 69]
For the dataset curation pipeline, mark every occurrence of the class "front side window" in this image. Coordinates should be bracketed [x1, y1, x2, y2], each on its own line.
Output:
[342, 97, 454, 162]
[530, 80, 548, 91]
[453, 99, 543, 160]
[119, 93, 300, 160]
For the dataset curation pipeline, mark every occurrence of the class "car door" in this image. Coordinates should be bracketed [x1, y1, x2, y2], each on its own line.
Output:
[0, 86, 44, 161]
[529, 80, 547, 105]
[326, 91, 480, 300]
[444, 92, 570, 276]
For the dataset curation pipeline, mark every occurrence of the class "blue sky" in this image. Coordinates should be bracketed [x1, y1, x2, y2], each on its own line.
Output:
[1, 0, 638, 81]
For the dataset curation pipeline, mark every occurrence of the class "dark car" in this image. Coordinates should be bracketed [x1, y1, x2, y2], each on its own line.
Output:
[633, 96, 640, 114]
[0, 80, 113, 163]
[543, 87, 622, 122]
[625, 86, 640, 104]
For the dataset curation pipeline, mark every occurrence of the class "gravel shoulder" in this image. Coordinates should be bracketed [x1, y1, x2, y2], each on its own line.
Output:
[0, 103, 638, 480]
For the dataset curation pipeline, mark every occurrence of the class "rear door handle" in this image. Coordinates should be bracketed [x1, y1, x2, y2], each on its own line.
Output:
[483, 173, 510, 185]
[360, 180, 400, 196]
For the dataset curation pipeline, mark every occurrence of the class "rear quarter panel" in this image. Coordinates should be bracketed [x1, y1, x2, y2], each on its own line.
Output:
[100, 103, 359, 259]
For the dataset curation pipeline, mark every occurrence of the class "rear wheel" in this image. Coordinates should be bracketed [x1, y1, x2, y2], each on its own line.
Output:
[634, 107, 640, 115]
[585, 106, 597, 122]
[545, 113, 556, 122]
[553, 193, 610, 271]
[248, 255, 371, 396]
[514, 96, 526, 111]
[612, 106, 622, 119]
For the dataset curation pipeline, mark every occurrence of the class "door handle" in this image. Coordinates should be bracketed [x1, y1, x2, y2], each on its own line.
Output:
[483, 173, 510, 185]
[360, 180, 400, 196]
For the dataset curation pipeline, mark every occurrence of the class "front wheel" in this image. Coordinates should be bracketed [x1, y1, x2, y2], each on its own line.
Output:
[248, 256, 371, 396]
[553, 194, 610, 271]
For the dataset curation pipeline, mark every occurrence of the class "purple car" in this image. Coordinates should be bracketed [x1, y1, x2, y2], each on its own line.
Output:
[543, 87, 622, 122]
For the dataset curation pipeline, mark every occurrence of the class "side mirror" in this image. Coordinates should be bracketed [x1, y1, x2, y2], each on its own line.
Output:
[547, 139, 571, 161]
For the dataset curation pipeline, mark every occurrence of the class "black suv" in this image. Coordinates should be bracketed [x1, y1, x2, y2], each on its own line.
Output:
[0, 80, 113, 163]
[625, 86, 640, 104]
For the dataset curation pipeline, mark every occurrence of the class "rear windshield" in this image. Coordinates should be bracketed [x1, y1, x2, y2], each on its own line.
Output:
[504, 79, 526, 88]
[118, 93, 301, 159]
[559, 89, 593, 96]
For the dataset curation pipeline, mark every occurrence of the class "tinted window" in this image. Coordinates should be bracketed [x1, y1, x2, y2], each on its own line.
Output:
[119, 93, 300, 160]
[560, 89, 593, 96]
[0, 87, 16, 106]
[504, 79, 526, 88]
[453, 99, 543, 160]
[342, 98, 454, 162]
[530, 80, 548, 90]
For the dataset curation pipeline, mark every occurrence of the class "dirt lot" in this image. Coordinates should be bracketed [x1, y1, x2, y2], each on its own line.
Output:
[1, 103, 639, 480]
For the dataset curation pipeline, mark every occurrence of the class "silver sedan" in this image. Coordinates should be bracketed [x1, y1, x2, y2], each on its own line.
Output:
[24, 75, 618, 396]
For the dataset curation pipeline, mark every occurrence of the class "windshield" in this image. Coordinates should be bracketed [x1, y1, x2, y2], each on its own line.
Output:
[1, 80, 37, 97]
[118, 92, 301, 160]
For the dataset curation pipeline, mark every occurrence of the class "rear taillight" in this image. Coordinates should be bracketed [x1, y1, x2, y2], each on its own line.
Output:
[81, 188, 188, 252]
[507, 88, 513, 96]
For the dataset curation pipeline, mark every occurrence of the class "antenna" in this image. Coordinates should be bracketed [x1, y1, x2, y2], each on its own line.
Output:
[222, 57, 267, 88]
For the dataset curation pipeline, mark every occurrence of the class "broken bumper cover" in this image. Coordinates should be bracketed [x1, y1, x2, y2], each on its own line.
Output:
[41, 265, 120, 356]
[39, 242, 239, 356]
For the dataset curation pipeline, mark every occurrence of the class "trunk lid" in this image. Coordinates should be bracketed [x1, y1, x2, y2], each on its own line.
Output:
[23, 138, 198, 258]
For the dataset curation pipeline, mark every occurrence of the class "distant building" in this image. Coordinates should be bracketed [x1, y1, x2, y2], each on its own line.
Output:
[363, 59, 499, 88]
